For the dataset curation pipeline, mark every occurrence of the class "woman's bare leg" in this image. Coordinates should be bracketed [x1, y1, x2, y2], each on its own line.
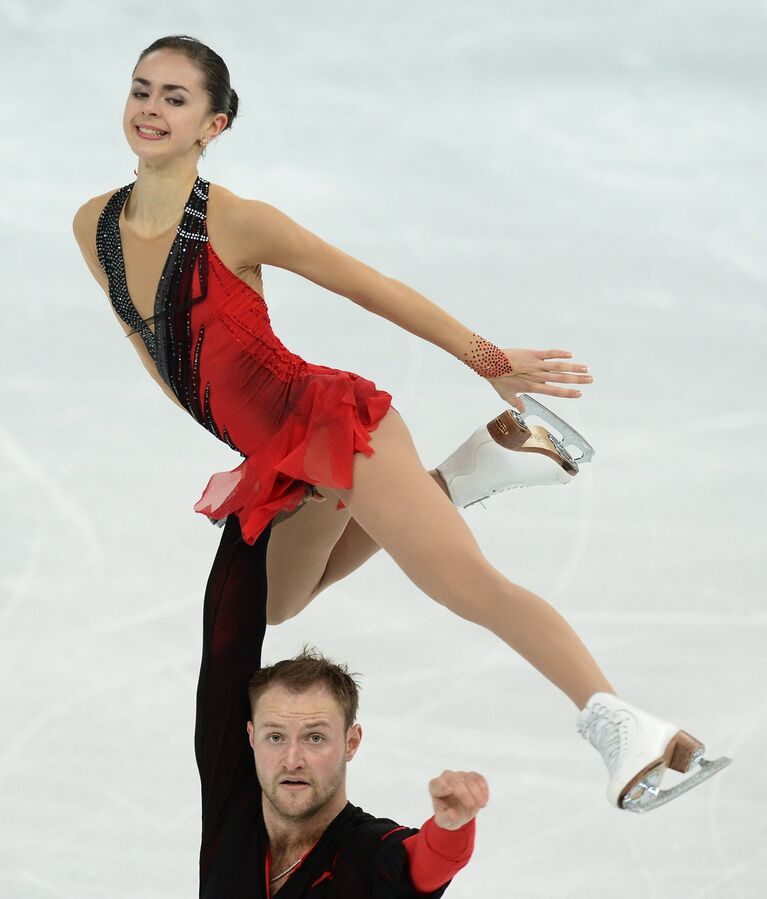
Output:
[265, 496, 352, 624]
[310, 470, 449, 590]
[326, 409, 613, 709]
[265, 410, 609, 708]
[265, 470, 447, 623]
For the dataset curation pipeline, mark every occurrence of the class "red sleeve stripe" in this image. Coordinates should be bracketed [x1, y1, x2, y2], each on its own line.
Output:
[380, 825, 410, 842]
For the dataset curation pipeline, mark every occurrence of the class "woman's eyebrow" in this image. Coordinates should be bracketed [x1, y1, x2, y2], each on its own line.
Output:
[132, 77, 190, 94]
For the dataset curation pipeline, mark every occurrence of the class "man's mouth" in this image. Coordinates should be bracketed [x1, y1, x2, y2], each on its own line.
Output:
[279, 778, 310, 790]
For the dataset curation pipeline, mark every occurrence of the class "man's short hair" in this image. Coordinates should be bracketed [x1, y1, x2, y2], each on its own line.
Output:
[248, 647, 361, 729]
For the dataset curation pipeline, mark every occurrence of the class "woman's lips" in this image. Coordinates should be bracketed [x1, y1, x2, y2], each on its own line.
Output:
[135, 125, 168, 141]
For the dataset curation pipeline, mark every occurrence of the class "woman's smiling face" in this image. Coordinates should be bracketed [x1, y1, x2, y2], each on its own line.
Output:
[123, 49, 224, 163]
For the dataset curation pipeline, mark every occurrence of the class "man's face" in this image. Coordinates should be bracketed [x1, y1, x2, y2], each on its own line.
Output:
[247, 684, 362, 822]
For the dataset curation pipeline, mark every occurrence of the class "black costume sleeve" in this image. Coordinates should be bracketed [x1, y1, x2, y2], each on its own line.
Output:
[372, 825, 453, 899]
[313, 811, 451, 899]
[194, 516, 271, 882]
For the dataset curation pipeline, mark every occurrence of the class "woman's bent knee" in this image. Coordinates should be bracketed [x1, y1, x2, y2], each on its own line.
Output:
[265, 599, 300, 626]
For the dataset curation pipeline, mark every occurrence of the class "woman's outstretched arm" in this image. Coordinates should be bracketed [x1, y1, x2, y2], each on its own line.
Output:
[217, 195, 592, 407]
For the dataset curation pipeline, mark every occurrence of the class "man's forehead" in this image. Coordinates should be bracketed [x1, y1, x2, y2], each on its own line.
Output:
[254, 683, 344, 723]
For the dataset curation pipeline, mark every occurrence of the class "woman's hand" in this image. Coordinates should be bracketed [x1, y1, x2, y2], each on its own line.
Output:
[489, 348, 592, 412]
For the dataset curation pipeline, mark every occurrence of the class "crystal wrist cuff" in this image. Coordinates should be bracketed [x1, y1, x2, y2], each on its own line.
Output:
[461, 333, 514, 379]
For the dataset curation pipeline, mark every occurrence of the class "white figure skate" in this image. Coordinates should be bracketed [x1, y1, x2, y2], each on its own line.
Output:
[577, 692, 732, 813]
[436, 394, 595, 508]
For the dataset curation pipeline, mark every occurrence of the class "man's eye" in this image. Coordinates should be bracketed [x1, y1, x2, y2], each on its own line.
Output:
[267, 734, 283, 743]
[307, 734, 324, 744]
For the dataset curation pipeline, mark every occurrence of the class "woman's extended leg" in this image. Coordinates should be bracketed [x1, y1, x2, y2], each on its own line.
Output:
[327, 408, 613, 709]
[266, 402, 583, 624]
[265, 470, 448, 624]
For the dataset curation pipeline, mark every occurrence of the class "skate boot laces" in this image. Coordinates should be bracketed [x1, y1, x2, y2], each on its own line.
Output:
[577, 694, 732, 811]
[577, 701, 630, 775]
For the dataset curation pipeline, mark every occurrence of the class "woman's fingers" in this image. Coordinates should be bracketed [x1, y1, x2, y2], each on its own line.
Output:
[491, 348, 593, 405]
[537, 349, 573, 359]
[533, 385, 584, 398]
[498, 383, 582, 401]
[544, 361, 590, 374]
[542, 372, 593, 385]
[519, 371, 592, 387]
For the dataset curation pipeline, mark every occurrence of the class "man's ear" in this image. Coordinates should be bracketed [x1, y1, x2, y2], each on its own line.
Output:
[346, 723, 363, 762]
[246, 720, 255, 749]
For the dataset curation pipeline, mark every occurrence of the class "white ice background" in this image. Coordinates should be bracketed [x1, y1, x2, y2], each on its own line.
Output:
[1, 1, 766, 897]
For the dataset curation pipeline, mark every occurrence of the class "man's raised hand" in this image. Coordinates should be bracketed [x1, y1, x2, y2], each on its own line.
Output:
[429, 770, 489, 831]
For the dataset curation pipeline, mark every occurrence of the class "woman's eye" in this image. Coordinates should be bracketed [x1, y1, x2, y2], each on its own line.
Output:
[131, 91, 183, 106]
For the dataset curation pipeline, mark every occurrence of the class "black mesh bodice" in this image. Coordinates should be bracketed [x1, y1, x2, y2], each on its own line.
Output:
[96, 176, 241, 453]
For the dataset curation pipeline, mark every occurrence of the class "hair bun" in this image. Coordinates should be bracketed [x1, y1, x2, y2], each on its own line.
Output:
[227, 88, 239, 128]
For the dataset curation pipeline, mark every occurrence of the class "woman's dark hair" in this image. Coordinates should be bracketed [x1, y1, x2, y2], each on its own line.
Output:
[136, 35, 239, 131]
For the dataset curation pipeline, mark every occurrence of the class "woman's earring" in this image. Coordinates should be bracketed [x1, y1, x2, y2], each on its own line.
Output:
[199, 137, 208, 155]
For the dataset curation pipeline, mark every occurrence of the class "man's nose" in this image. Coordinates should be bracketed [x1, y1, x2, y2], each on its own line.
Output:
[283, 740, 306, 769]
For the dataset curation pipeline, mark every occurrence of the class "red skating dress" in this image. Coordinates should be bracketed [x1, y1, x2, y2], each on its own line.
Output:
[95, 177, 392, 544]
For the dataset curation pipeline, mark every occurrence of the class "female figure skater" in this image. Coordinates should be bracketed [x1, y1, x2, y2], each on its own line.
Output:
[73, 35, 728, 815]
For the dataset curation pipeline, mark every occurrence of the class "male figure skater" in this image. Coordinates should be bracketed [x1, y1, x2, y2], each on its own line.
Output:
[197, 517, 488, 897]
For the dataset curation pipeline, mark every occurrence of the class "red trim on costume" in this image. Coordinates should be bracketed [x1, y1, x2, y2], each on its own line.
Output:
[380, 825, 410, 841]
[311, 870, 334, 888]
[403, 816, 476, 894]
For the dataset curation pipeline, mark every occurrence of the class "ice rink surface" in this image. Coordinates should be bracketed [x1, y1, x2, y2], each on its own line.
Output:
[2, 1, 766, 896]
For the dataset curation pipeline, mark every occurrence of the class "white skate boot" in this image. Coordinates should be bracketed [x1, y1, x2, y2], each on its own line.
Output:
[577, 692, 732, 813]
[436, 394, 595, 508]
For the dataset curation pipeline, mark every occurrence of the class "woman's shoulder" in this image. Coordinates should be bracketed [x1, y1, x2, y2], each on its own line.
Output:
[72, 187, 124, 289]
[207, 182, 326, 271]
[207, 183, 287, 270]
[72, 187, 122, 246]
[208, 182, 278, 228]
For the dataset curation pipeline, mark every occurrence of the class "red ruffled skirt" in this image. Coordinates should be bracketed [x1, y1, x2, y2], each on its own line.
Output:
[192, 365, 392, 545]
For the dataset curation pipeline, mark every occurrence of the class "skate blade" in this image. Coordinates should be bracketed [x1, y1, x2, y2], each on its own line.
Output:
[488, 410, 578, 476]
[620, 755, 732, 814]
[516, 394, 595, 465]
